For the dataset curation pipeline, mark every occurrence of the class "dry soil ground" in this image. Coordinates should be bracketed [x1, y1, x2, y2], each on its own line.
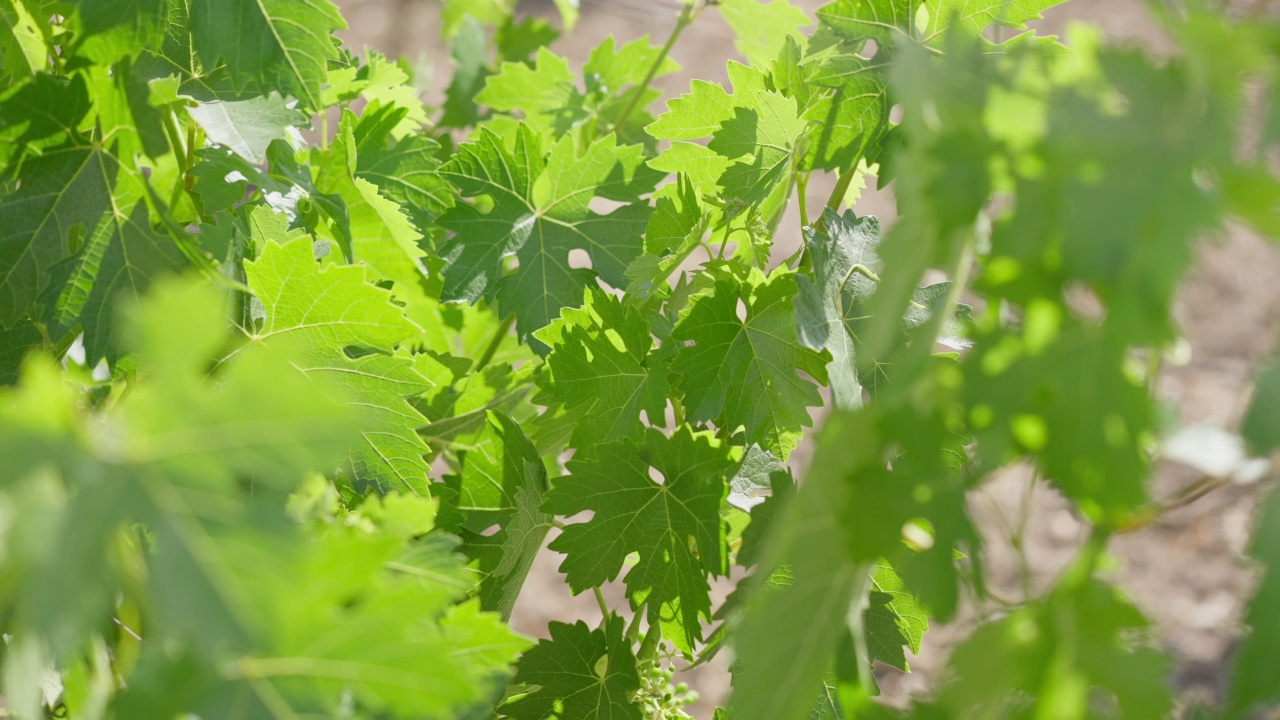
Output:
[334, 1, 1280, 716]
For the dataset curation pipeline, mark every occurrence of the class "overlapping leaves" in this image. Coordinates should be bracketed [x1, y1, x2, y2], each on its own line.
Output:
[438, 123, 660, 342]
[241, 218, 433, 494]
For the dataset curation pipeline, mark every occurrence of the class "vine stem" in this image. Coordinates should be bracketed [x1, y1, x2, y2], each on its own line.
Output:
[593, 586, 611, 621]
[796, 164, 861, 269]
[796, 170, 810, 230]
[1117, 473, 1235, 534]
[608, 1, 703, 134]
[473, 314, 515, 372]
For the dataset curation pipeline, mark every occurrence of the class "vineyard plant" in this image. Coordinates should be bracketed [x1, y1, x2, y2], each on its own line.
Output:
[1, 0, 1279, 717]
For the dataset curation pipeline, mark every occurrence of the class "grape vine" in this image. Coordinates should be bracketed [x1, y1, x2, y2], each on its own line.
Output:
[0, 0, 1277, 718]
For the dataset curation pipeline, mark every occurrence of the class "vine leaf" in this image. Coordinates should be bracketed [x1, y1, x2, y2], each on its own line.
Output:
[1228, 489, 1280, 715]
[672, 267, 829, 460]
[545, 428, 733, 655]
[0, 146, 187, 364]
[864, 564, 928, 671]
[717, 0, 811, 68]
[242, 223, 433, 494]
[499, 617, 642, 720]
[708, 89, 808, 214]
[796, 209, 969, 405]
[440, 411, 551, 620]
[0, 0, 51, 82]
[188, 0, 345, 111]
[624, 174, 709, 307]
[925, 579, 1170, 717]
[41, 201, 187, 366]
[533, 287, 670, 450]
[1242, 349, 1280, 455]
[478, 38, 676, 144]
[438, 124, 660, 344]
[353, 103, 454, 233]
[185, 91, 306, 165]
[65, 0, 166, 62]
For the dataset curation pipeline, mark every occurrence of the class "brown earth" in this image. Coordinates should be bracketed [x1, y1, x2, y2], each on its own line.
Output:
[334, 1, 1280, 716]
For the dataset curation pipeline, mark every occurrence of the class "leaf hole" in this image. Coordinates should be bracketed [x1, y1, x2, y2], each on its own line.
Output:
[589, 195, 626, 215]
[859, 39, 880, 59]
[479, 523, 502, 537]
[342, 345, 380, 360]
[648, 467, 667, 486]
[568, 248, 593, 269]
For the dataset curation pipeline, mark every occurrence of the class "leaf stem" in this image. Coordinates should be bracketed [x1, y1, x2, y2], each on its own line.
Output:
[473, 313, 515, 372]
[163, 110, 189, 208]
[797, 164, 861, 269]
[593, 586, 611, 621]
[609, 1, 702, 135]
[796, 170, 810, 230]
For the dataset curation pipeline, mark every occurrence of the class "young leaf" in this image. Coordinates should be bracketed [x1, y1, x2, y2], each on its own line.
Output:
[717, 0, 811, 68]
[242, 225, 433, 494]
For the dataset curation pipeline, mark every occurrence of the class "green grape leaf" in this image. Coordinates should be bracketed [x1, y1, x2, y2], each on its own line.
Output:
[478, 38, 675, 143]
[0, 277, 364, 671]
[672, 267, 829, 460]
[496, 15, 559, 64]
[0, 0, 51, 81]
[500, 617, 642, 720]
[0, 318, 40, 385]
[0, 72, 90, 165]
[345, 103, 453, 237]
[442, 0, 514, 36]
[442, 411, 552, 620]
[441, 17, 490, 128]
[728, 444, 785, 512]
[730, 412, 869, 720]
[188, 0, 345, 111]
[1228, 488, 1280, 716]
[648, 62, 771, 196]
[242, 224, 433, 494]
[475, 46, 576, 131]
[796, 209, 969, 405]
[795, 210, 880, 409]
[189, 146, 264, 214]
[816, 0, 916, 48]
[717, 0, 811, 68]
[545, 428, 733, 654]
[1242, 349, 1280, 455]
[41, 201, 187, 365]
[707, 89, 808, 214]
[931, 579, 1170, 718]
[0, 146, 113, 327]
[624, 175, 709, 306]
[921, 0, 1066, 48]
[803, 53, 890, 171]
[185, 91, 307, 165]
[438, 124, 659, 343]
[864, 564, 928, 671]
[0, 145, 189, 363]
[533, 287, 669, 450]
[65, 0, 166, 62]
